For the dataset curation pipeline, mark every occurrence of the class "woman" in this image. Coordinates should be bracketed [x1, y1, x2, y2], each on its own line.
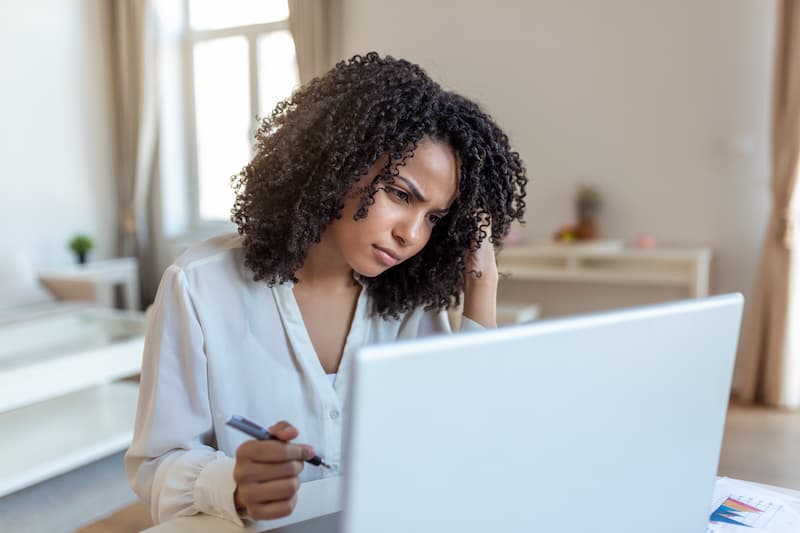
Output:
[125, 52, 527, 526]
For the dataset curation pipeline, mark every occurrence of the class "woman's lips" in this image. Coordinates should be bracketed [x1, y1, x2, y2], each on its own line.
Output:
[372, 245, 400, 267]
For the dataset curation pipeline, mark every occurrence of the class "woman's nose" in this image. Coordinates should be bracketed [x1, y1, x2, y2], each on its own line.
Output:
[393, 215, 424, 247]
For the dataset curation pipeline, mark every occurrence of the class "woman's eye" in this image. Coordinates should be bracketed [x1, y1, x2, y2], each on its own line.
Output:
[391, 187, 410, 203]
[428, 214, 441, 225]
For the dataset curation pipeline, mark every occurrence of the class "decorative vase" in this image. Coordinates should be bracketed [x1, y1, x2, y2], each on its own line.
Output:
[575, 218, 598, 240]
[77, 251, 88, 265]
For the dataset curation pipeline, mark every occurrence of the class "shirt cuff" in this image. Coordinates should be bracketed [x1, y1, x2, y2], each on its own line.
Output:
[192, 453, 245, 527]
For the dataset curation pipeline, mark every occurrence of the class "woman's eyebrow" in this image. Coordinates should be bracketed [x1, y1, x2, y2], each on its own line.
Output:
[395, 175, 450, 214]
[395, 175, 426, 202]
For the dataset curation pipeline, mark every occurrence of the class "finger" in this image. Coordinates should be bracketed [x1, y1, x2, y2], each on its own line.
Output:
[238, 439, 312, 463]
[248, 495, 298, 520]
[268, 420, 299, 441]
[237, 476, 300, 506]
[234, 460, 304, 484]
[256, 477, 301, 502]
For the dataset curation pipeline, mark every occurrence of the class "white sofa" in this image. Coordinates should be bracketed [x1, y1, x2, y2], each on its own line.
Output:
[0, 253, 91, 323]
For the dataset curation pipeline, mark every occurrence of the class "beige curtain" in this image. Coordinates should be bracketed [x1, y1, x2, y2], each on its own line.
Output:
[107, 0, 159, 307]
[738, 0, 800, 409]
[288, 0, 342, 84]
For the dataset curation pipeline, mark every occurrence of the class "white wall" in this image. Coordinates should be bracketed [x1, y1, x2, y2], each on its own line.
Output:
[0, 0, 116, 268]
[339, 0, 776, 316]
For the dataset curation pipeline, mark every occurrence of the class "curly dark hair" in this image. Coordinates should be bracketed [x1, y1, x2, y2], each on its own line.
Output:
[231, 52, 527, 318]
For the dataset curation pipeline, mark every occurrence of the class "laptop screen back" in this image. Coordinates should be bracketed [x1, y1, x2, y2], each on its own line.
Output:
[341, 294, 743, 533]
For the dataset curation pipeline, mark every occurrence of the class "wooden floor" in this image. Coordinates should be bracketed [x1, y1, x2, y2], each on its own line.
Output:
[75, 502, 152, 533]
[718, 402, 800, 490]
[76, 402, 800, 532]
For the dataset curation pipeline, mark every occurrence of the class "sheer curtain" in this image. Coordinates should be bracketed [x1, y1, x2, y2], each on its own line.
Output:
[738, 0, 800, 409]
[288, 0, 342, 84]
[106, 0, 160, 307]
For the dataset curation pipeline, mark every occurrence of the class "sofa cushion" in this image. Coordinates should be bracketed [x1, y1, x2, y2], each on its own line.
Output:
[0, 253, 54, 311]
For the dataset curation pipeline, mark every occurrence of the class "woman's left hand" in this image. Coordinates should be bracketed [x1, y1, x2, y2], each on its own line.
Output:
[465, 217, 499, 284]
[462, 214, 498, 328]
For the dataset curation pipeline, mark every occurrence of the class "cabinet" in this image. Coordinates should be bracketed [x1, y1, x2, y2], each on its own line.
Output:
[497, 243, 711, 298]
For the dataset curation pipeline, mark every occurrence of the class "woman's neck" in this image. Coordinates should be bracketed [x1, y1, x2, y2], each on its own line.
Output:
[294, 233, 355, 290]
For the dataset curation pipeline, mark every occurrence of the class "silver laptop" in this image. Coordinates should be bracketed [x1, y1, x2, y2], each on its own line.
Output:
[340, 294, 743, 533]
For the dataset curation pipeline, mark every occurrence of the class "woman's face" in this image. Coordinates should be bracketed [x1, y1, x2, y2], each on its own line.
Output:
[328, 138, 459, 278]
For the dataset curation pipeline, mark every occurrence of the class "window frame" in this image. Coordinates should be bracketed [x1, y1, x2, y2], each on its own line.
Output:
[181, 0, 293, 229]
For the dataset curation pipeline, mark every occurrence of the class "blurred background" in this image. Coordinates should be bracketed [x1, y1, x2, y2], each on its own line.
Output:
[1, 1, 798, 531]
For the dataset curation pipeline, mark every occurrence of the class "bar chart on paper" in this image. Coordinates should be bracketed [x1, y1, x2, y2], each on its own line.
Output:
[707, 478, 800, 532]
[709, 495, 775, 528]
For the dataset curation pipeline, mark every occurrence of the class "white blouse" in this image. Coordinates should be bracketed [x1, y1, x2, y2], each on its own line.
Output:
[124, 234, 482, 526]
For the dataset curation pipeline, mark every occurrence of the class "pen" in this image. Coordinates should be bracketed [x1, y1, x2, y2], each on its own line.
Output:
[226, 414, 332, 469]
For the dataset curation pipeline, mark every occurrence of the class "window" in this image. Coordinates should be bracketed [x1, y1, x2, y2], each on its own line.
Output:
[184, 0, 300, 223]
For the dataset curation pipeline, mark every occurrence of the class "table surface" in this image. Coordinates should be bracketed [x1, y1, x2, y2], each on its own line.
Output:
[748, 481, 800, 498]
[144, 477, 800, 533]
[144, 477, 342, 533]
[39, 257, 138, 275]
[0, 307, 145, 371]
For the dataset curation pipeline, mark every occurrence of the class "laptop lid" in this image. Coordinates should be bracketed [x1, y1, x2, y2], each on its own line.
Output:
[341, 294, 743, 533]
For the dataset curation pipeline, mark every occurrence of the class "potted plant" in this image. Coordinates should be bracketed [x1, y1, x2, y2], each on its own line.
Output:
[69, 234, 95, 264]
[575, 186, 601, 240]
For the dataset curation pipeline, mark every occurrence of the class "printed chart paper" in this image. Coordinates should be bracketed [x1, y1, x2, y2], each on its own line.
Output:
[708, 478, 800, 532]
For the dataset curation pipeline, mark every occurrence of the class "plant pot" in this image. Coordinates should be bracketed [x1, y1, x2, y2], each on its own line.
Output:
[575, 218, 598, 240]
[77, 252, 88, 265]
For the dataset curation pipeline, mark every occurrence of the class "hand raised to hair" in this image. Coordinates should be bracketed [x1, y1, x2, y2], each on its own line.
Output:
[465, 212, 498, 284]
[463, 213, 498, 328]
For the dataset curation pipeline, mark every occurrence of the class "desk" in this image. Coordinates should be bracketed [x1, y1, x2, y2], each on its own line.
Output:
[144, 477, 341, 533]
[748, 481, 800, 499]
[144, 477, 800, 533]
[39, 257, 140, 311]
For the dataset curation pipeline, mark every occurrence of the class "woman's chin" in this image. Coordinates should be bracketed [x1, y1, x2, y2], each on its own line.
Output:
[351, 261, 391, 278]
[353, 267, 386, 278]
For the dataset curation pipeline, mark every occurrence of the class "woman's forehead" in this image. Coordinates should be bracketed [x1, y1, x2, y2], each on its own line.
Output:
[401, 141, 458, 199]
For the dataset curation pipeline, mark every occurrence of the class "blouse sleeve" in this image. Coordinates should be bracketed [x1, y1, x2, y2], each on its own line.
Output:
[124, 265, 244, 527]
[399, 307, 487, 339]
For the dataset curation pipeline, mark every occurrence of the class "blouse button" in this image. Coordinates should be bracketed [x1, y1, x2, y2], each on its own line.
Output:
[329, 409, 340, 420]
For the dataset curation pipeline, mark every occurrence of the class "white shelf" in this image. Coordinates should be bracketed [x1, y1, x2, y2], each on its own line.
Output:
[501, 244, 711, 261]
[0, 381, 139, 497]
[498, 244, 712, 297]
[501, 266, 691, 287]
[505, 239, 625, 256]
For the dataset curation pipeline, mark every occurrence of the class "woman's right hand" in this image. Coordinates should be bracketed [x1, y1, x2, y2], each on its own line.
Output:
[233, 421, 315, 520]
